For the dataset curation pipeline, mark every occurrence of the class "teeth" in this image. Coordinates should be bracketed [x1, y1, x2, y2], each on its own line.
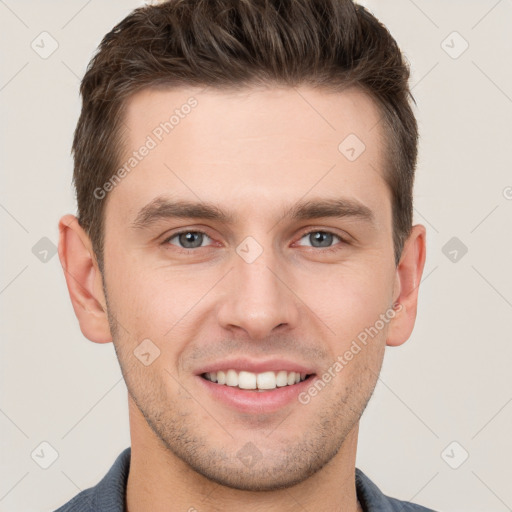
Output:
[226, 369, 238, 387]
[238, 371, 257, 390]
[276, 370, 288, 387]
[257, 371, 277, 390]
[203, 369, 310, 390]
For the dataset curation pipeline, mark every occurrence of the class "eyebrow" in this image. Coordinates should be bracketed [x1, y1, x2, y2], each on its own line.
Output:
[131, 196, 375, 230]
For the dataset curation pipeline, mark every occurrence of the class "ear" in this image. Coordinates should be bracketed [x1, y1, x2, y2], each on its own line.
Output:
[58, 214, 112, 343]
[386, 224, 427, 347]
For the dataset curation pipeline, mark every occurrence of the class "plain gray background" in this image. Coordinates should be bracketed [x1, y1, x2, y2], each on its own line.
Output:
[1, 1, 511, 511]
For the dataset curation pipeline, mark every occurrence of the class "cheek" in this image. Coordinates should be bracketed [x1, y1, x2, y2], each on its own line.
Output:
[295, 261, 394, 338]
[105, 255, 215, 347]
[294, 264, 393, 385]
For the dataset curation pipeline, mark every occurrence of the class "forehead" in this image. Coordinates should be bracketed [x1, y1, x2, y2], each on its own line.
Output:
[106, 84, 390, 228]
[122, 84, 384, 157]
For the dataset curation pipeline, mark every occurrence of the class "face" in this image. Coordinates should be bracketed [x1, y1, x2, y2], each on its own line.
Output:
[102, 85, 399, 491]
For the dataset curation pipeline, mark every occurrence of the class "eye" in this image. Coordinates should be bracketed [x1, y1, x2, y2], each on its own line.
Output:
[162, 229, 347, 252]
[164, 230, 213, 249]
[296, 230, 345, 249]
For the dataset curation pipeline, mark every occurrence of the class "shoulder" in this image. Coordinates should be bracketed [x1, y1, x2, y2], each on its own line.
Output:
[355, 467, 439, 512]
[53, 489, 94, 512]
[52, 447, 131, 512]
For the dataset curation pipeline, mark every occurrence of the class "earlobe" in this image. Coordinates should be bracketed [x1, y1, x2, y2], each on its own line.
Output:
[386, 224, 427, 347]
[58, 214, 112, 343]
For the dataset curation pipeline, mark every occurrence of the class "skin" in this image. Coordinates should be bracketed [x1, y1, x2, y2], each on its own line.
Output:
[58, 85, 426, 512]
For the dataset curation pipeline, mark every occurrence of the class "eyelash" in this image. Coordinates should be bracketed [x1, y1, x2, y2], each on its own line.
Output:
[162, 229, 348, 254]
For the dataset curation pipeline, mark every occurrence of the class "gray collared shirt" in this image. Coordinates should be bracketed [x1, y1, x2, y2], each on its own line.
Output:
[53, 447, 438, 511]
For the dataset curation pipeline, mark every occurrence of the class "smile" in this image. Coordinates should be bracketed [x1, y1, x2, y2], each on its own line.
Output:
[202, 369, 313, 391]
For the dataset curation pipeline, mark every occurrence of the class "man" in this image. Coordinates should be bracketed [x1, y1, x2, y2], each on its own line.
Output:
[56, 0, 433, 510]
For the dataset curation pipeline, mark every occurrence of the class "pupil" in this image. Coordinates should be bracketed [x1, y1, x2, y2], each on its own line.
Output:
[311, 232, 332, 247]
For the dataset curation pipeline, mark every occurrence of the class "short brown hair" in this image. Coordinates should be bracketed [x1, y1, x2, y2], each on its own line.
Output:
[73, 0, 418, 272]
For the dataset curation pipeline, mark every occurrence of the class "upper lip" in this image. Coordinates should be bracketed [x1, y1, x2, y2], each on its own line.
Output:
[195, 357, 317, 376]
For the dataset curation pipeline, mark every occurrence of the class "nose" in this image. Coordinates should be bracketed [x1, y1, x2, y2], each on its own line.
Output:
[216, 249, 300, 340]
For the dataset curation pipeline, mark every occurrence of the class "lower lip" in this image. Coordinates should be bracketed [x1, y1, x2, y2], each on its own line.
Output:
[197, 375, 317, 414]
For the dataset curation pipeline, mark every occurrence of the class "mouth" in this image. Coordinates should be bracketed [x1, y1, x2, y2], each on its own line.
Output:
[201, 369, 316, 392]
[195, 358, 318, 413]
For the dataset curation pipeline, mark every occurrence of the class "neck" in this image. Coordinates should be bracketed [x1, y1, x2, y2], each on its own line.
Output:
[126, 398, 362, 512]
